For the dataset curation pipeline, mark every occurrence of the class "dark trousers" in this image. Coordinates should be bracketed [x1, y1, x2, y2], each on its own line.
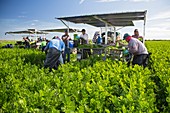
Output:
[25, 45, 30, 49]
[63, 48, 70, 64]
[132, 54, 149, 67]
[44, 48, 61, 70]
[82, 49, 91, 59]
[42, 46, 46, 52]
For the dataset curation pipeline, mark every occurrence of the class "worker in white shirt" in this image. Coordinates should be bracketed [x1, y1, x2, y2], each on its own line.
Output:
[79, 29, 91, 58]
[80, 29, 89, 44]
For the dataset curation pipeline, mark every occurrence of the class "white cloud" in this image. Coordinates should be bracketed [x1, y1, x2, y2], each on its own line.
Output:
[33, 20, 39, 22]
[79, 0, 85, 4]
[31, 23, 35, 26]
[18, 16, 26, 18]
[96, 0, 120, 2]
[145, 13, 170, 40]
[18, 12, 27, 18]
[146, 10, 170, 35]
[96, 0, 154, 2]
[149, 21, 170, 28]
[21, 11, 27, 14]
[145, 27, 170, 40]
[148, 11, 170, 21]
[0, 19, 65, 40]
[129, 0, 154, 2]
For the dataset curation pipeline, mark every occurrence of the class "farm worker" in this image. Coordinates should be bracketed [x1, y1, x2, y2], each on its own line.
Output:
[26, 36, 31, 42]
[123, 33, 149, 67]
[80, 29, 91, 58]
[44, 36, 65, 71]
[93, 31, 100, 44]
[41, 38, 47, 52]
[62, 30, 71, 64]
[80, 29, 89, 44]
[132, 29, 143, 42]
[23, 37, 30, 48]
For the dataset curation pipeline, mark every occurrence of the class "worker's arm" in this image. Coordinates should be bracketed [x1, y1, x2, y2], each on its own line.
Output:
[44, 42, 50, 52]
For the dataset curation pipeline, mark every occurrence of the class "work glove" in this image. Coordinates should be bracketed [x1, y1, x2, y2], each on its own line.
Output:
[123, 49, 129, 56]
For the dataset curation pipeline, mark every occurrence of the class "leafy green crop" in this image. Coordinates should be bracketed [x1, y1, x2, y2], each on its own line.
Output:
[0, 41, 170, 112]
[146, 41, 170, 112]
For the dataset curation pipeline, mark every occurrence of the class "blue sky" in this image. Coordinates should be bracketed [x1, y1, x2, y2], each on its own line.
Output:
[0, 0, 170, 40]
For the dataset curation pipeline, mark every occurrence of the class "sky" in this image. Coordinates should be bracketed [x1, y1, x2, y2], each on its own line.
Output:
[0, 0, 170, 40]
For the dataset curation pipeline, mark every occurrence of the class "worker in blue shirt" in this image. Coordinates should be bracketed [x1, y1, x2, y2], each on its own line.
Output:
[44, 36, 65, 70]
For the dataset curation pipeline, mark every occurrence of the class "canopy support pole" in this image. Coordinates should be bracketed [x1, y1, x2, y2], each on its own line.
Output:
[60, 19, 77, 32]
[34, 29, 37, 41]
[67, 21, 70, 48]
[60, 20, 70, 48]
[92, 16, 115, 45]
[143, 10, 147, 44]
[105, 23, 108, 45]
[93, 16, 113, 27]
[67, 21, 70, 33]
[116, 26, 125, 31]
[100, 27, 102, 37]
[113, 27, 116, 43]
[60, 20, 70, 29]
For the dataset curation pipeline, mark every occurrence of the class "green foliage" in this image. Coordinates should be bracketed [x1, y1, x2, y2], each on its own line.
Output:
[0, 40, 16, 48]
[0, 41, 170, 112]
[78, 44, 103, 49]
[146, 41, 170, 112]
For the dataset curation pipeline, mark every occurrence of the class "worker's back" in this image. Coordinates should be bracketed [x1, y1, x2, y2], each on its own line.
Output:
[128, 38, 148, 55]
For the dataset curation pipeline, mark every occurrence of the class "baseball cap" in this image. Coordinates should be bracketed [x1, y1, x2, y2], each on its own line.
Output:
[81, 29, 86, 32]
[65, 29, 68, 33]
[134, 29, 138, 32]
[123, 33, 130, 40]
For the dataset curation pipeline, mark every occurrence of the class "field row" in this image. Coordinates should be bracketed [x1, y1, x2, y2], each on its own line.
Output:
[0, 41, 170, 112]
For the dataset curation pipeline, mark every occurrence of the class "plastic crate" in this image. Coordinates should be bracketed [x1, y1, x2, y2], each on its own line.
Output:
[92, 48, 105, 55]
[109, 49, 123, 60]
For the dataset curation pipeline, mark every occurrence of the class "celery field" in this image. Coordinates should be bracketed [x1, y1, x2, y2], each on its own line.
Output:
[0, 41, 170, 112]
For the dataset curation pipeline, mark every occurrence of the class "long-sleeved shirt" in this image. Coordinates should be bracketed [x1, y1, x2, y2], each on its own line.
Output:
[44, 38, 65, 52]
[80, 33, 89, 44]
[128, 37, 148, 55]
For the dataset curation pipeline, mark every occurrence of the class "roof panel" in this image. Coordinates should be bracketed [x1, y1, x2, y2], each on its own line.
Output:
[98, 16, 145, 20]
[98, 11, 145, 18]
[64, 17, 96, 24]
[5, 30, 48, 35]
[86, 21, 134, 27]
[57, 10, 146, 27]
[40, 28, 81, 33]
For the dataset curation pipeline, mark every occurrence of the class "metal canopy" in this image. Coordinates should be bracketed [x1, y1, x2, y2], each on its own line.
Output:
[57, 11, 146, 27]
[56, 10, 147, 44]
[40, 28, 81, 33]
[5, 29, 48, 35]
